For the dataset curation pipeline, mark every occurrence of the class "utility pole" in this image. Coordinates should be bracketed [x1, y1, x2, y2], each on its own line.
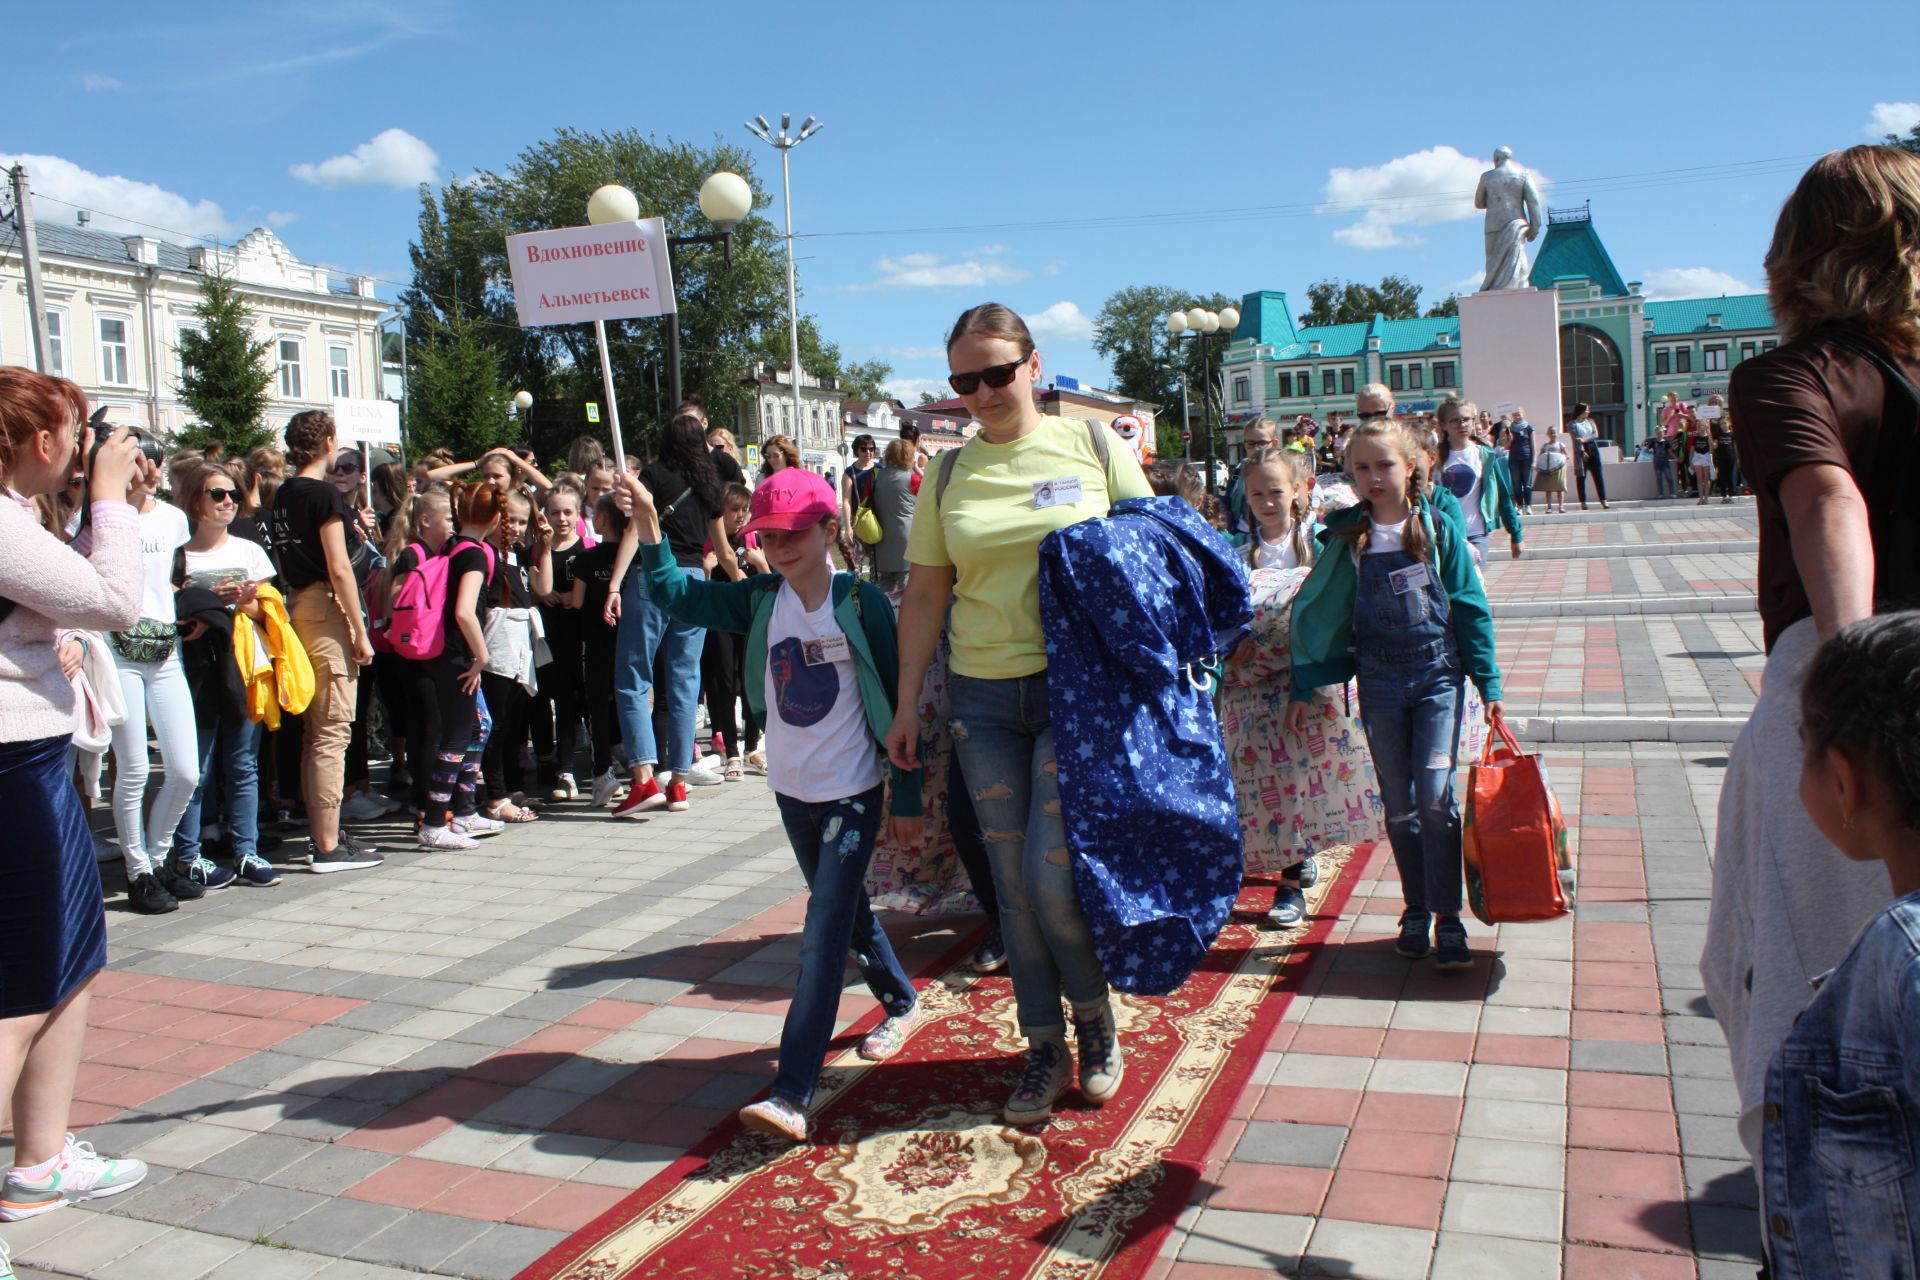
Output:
[8, 165, 53, 374]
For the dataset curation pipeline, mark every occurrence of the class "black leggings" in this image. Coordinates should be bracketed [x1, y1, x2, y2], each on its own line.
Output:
[480, 671, 532, 802]
[421, 658, 483, 829]
[538, 615, 585, 781]
[700, 629, 760, 755]
[374, 652, 413, 786]
[402, 663, 443, 816]
[1575, 445, 1607, 505]
[582, 627, 618, 777]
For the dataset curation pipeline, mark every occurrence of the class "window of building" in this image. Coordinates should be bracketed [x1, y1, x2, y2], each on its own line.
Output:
[278, 338, 303, 400]
[1340, 368, 1355, 395]
[329, 345, 352, 398]
[1408, 364, 1424, 390]
[98, 316, 131, 386]
[1739, 341, 1757, 363]
[1433, 361, 1455, 389]
[1762, 339, 1779, 352]
[1233, 375, 1250, 404]
[44, 309, 67, 378]
[1388, 365, 1404, 392]
[1322, 369, 1336, 396]
[1704, 345, 1728, 372]
[1654, 348, 1671, 375]
[1276, 372, 1292, 398]
[1558, 323, 1626, 441]
[1674, 347, 1692, 374]
[177, 327, 201, 382]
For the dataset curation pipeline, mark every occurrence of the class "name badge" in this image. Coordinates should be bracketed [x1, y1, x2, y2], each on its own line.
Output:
[1388, 563, 1432, 595]
[1032, 476, 1084, 509]
[803, 634, 851, 667]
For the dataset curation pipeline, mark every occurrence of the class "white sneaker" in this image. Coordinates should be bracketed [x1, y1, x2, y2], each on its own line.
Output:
[681, 762, 726, 787]
[416, 825, 479, 851]
[450, 814, 504, 839]
[590, 769, 619, 807]
[551, 773, 580, 803]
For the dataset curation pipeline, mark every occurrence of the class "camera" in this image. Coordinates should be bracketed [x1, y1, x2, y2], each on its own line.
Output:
[85, 408, 166, 478]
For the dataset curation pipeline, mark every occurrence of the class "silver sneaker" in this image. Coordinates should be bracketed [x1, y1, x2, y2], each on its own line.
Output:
[1003, 1039, 1071, 1125]
[1073, 1000, 1125, 1104]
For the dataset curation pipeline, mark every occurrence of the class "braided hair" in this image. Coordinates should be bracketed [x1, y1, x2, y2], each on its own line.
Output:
[1802, 611, 1920, 833]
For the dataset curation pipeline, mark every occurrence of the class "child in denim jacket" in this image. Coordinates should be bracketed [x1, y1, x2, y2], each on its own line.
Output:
[1764, 610, 1920, 1277]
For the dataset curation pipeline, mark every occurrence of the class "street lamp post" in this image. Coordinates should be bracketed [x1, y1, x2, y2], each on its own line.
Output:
[664, 171, 753, 410]
[745, 114, 822, 456]
[512, 389, 533, 446]
[1165, 303, 1240, 498]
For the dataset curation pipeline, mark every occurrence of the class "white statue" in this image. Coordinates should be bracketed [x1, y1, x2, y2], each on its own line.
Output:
[1475, 146, 1544, 291]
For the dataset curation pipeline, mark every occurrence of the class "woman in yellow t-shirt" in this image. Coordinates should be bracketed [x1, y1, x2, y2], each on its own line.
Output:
[884, 303, 1153, 1126]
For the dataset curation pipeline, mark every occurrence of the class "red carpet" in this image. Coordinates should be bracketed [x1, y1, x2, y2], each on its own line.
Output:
[519, 846, 1365, 1280]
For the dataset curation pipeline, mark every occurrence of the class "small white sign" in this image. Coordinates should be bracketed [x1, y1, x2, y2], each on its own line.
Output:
[1697, 404, 1723, 421]
[506, 219, 678, 327]
[332, 397, 401, 445]
[1492, 401, 1519, 417]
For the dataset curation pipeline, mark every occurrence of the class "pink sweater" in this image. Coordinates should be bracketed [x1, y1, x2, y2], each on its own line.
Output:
[0, 496, 143, 745]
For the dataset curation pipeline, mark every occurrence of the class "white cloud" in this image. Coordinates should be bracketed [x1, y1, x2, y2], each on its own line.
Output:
[290, 128, 438, 189]
[1024, 300, 1095, 343]
[847, 250, 1029, 291]
[80, 73, 122, 92]
[1868, 101, 1920, 139]
[1323, 145, 1549, 250]
[1640, 267, 1757, 300]
[882, 376, 955, 403]
[886, 344, 945, 359]
[265, 210, 300, 229]
[0, 152, 236, 242]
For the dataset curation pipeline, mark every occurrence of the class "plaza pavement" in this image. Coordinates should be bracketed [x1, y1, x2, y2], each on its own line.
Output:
[3, 497, 1766, 1279]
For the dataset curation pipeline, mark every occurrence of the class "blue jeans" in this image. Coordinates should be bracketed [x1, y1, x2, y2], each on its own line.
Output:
[613, 566, 707, 774]
[1654, 457, 1676, 497]
[950, 671, 1107, 1035]
[772, 784, 916, 1107]
[1357, 664, 1467, 916]
[174, 717, 263, 864]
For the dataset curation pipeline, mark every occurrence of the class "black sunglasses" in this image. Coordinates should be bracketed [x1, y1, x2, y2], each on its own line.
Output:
[948, 356, 1027, 396]
[205, 487, 239, 504]
[1357, 410, 1390, 422]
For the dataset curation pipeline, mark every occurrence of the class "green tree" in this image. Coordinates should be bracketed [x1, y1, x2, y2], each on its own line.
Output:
[1888, 123, 1920, 155]
[1300, 274, 1427, 326]
[1425, 293, 1460, 318]
[174, 272, 275, 453]
[840, 358, 894, 404]
[405, 316, 515, 460]
[1091, 284, 1234, 458]
[917, 389, 947, 406]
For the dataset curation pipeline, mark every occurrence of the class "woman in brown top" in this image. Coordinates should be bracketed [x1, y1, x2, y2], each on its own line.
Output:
[1702, 145, 1920, 1216]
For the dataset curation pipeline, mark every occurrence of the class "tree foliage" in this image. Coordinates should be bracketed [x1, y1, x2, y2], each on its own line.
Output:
[1888, 123, 1920, 156]
[174, 272, 275, 454]
[840, 358, 894, 405]
[405, 315, 515, 460]
[1425, 293, 1460, 318]
[398, 127, 867, 466]
[1300, 274, 1430, 327]
[1092, 284, 1235, 459]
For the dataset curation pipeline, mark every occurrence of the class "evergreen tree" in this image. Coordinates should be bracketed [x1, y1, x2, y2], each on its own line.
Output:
[175, 272, 275, 453]
[406, 316, 515, 460]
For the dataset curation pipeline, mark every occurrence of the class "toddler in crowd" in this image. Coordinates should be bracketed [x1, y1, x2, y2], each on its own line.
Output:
[1287, 421, 1504, 970]
[621, 466, 924, 1144]
[1761, 611, 1920, 1277]
[1222, 446, 1380, 928]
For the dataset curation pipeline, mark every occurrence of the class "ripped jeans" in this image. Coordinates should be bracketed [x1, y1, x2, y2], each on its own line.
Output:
[771, 783, 916, 1108]
[1356, 658, 1467, 916]
[950, 672, 1108, 1036]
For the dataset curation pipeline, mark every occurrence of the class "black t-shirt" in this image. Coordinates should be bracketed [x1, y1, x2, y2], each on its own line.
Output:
[548, 539, 586, 602]
[573, 543, 617, 634]
[271, 477, 346, 590]
[712, 447, 745, 488]
[490, 539, 535, 610]
[642, 462, 719, 569]
[442, 535, 494, 662]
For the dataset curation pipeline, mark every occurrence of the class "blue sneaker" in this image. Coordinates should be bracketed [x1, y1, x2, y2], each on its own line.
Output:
[237, 855, 282, 888]
[171, 855, 235, 892]
[1263, 885, 1306, 930]
[1396, 909, 1433, 959]
[971, 925, 1007, 973]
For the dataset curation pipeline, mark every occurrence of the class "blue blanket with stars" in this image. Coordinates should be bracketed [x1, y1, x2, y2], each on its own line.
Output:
[1038, 496, 1254, 995]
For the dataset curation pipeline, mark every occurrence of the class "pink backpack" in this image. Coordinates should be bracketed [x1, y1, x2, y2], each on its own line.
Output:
[386, 541, 496, 661]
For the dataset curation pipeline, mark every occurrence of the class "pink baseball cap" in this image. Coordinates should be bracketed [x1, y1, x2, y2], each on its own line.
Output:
[741, 467, 838, 536]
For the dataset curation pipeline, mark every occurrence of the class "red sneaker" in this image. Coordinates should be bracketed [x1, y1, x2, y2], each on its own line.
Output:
[611, 778, 666, 819]
[666, 781, 690, 812]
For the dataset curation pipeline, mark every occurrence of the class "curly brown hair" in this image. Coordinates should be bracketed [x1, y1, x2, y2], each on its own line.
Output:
[1767, 146, 1920, 357]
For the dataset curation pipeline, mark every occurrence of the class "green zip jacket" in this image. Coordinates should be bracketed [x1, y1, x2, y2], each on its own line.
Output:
[637, 540, 921, 816]
[1456, 444, 1524, 544]
[1287, 495, 1503, 704]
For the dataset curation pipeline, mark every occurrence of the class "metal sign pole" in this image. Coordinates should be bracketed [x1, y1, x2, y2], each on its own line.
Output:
[594, 318, 627, 473]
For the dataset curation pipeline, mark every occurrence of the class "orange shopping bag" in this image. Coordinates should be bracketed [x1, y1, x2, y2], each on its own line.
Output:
[1461, 714, 1575, 925]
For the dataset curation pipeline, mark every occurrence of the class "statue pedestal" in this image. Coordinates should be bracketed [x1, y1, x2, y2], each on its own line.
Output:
[1459, 288, 1562, 431]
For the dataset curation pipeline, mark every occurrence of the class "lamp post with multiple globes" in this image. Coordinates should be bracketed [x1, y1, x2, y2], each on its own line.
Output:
[1165, 303, 1241, 498]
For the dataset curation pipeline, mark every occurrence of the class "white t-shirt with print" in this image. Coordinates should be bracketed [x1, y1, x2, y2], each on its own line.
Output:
[763, 581, 885, 803]
[137, 500, 191, 622]
[182, 536, 277, 593]
[1440, 446, 1487, 538]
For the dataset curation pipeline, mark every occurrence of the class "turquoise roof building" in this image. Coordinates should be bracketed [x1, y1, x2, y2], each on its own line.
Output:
[1218, 204, 1778, 455]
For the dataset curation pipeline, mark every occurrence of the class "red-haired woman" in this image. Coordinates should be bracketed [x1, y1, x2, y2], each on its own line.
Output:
[0, 369, 153, 1257]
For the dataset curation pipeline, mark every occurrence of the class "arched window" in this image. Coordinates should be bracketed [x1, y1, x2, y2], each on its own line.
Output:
[1559, 324, 1625, 441]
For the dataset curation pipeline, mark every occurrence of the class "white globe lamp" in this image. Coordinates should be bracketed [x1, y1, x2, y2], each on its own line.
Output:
[1184, 307, 1209, 332]
[699, 172, 753, 229]
[1198, 310, 1221, 334]
[512, 390, 534, 412]
[586, 184, 640, 226]
[1218, 306, 1241, 332]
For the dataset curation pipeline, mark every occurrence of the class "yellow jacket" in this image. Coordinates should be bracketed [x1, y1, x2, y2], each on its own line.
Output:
[236, 584, 315, 728]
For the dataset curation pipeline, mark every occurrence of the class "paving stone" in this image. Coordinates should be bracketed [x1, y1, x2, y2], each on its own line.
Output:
[113, 1170, 251, 1225]
[1179, 1207, 1314, 1270]
[199, 1244, 333, 1280]
[1673, 1075, 1741, 1117]
[269, 1097, 391, 1141]
[436, 1223, 572, 1280]
[1570, 1040, 1669, 1076]
[1439, 1182, 1562, 1241]
[1670, 1043, 1737, 1078]
[91, 1225, 250, 1279]
[1684, 1156, 1758, 1209]
[269, 1198, 409, 1255]
[188, 1183, 332, 1241]
[1678, 1112, 1749, 1161]
[1232, 1121, 1348, 1169]
[273, 1026, 370, 1060]
[343, 1209, 493, 1270]
[267, 1146, 399, 1196]
[1691, 1202, 1766, 1262]
[1430, 1230, 1564, 1279]
[1299, 1218, 1434, 1279]
[194, 1133, 323, 1183]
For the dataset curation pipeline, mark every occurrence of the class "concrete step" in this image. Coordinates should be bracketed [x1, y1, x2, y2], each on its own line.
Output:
[1514, 539, 1758, 562]
[1522, 497, 1755, 525]
[1509, 714, 1746, 744]
[1495, 594, 1759, 619]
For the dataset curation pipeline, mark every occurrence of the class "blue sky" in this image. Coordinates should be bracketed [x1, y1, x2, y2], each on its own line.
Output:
[8, 0, 1918, 403]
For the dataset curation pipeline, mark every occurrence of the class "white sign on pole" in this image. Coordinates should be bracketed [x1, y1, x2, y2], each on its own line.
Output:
[1492, 401, 1519, 417]
[505, 219, 678, 327]
[332, 397, 401, 446]
[1697, 404, 1723, 421]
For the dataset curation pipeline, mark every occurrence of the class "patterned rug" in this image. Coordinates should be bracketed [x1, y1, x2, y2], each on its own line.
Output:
[519, 846, 1365, 1280]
